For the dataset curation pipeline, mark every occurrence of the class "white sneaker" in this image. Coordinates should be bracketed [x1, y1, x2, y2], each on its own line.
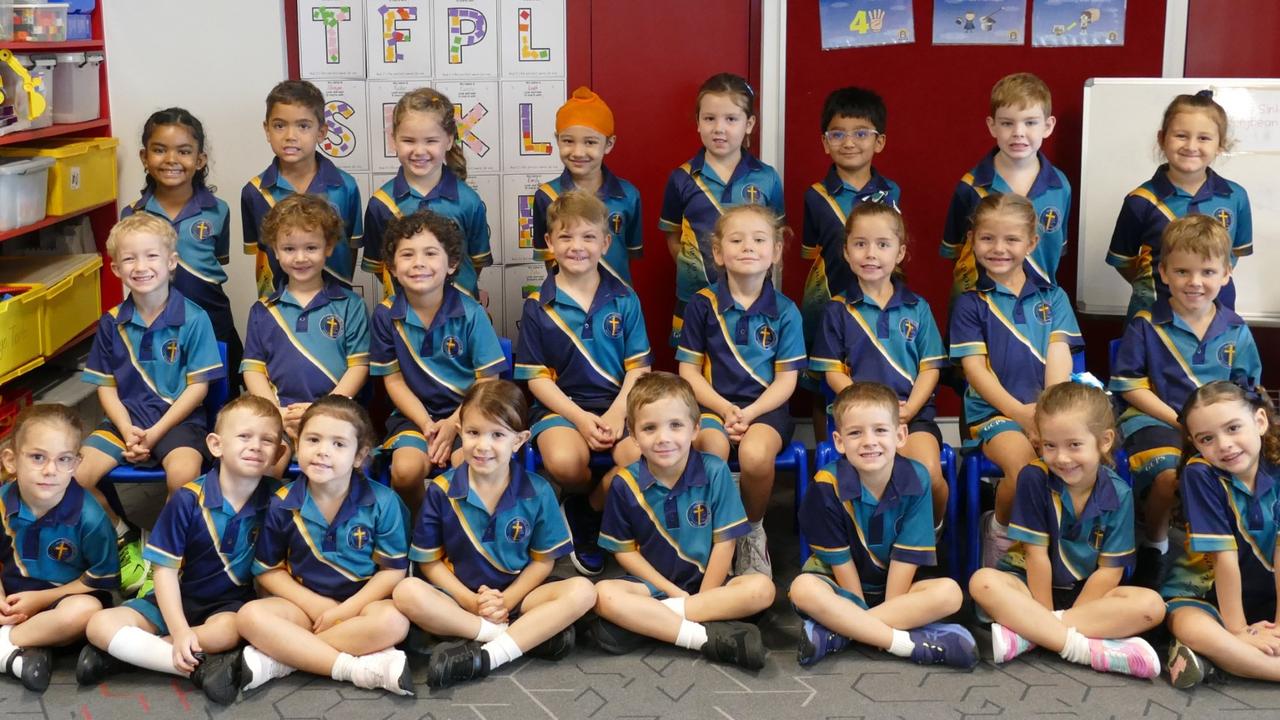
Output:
[241, 645, 295, 691]
[981, 511, 1013, 569]
[734, 525, 772, 578]
[350, 648, 414, 696]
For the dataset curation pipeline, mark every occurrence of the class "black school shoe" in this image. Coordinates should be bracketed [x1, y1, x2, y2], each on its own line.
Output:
[1132, 546, 1167, 590]
[527, 625, 575, 661]
[701, 621, 765, 671]
[9, 647, 51, 692]
[190, 650, 242, 705]
[75, 644, 127, 685]
[587, 616, 648, 655]
[426, 640, 490, 689]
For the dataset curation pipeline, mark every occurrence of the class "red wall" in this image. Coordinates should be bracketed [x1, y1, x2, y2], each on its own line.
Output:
[782, 2, 1168, 411]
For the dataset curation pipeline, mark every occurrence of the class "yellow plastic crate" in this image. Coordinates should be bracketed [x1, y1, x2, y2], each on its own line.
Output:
[0, 137, 118, 215]
[0, 253, 101, 354]
[0, 284, 46, 385]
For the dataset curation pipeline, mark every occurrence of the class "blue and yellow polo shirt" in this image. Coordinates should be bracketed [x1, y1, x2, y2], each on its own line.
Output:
[0, 482, 118, 593]
[532, 166, 643, 286]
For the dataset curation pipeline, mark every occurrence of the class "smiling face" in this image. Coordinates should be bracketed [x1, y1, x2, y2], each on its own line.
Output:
[1159, 248, 1230, 316]
[712, 210, 779, 279]
[111, 231, 177, 294]
[460, 405, 528, 478]
[264, 102, 321, 168]
[822, 114, 884, 176]
[631, 396, 698, 477]
[697, 92, 755, 162]
[844, 214, 905, 286]
[1188, 398, 1268, 479]
[986, 103, 1055, 162]
[275, 226, 332, 287]
[390, 229, 455, 298]
[1037, 409, 1113, 488]
[296, 413, 367, 487]
[548, 217, 609, 277]
[832, 401, 905, 477]
[0, 420, 80, 511]
[971, 211, 1037, 285]
[557, 125, 614, 182]
[1160, 110, 1222, 178]
[394, 109, 451, 188]
[141, 123, 206, 192]
[209, 407, 284, 481]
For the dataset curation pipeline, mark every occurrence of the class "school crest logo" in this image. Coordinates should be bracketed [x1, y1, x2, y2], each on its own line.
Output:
[248, 526, 260, 546]
[1038, 206, 1061, 233]
[755, 324, 776, 349]
[1033, 301, 1053, 325]
[1213, 207, 1233, 230]
[505, 517, 529, 542]
[741, 184, 763, 205]
[191, 220, 212, 241]
[162, 339, 181, 364]
[603, 312, 624, 338]
[899, 318, 918, 341]
[686, 502, 710, 527]
[442, 335, 462, 358]
[608, 212, 624, 236]
[47, 538, 76, 562]
[321, 314, 343, 339]
[1090, 524, 1105, 551]
[1217, 343, 1237, 368]
[347, 524, 372, 550]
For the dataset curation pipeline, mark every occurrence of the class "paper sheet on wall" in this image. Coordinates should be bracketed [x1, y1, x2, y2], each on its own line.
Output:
[501, 173, 553, 264]
[932, 0, 1025, 45]
[466, 174, 504, 265]
[434, 0, 500, 79]
[819, 0, 915, 49]
[502, 262, 547, 339]
[366, 0, 432, 79]
[1214, 87, 1280, 154]
[477, 263, 505, 335]
[1031, 0, 1124, 47]
[315, 80, 370, 172]
[500, 80, 562, 173]
[435, 81, 502, 175]
[298, 0, 367, 79]
[366, 79, 428, 173]
[498, 0, 565, 79]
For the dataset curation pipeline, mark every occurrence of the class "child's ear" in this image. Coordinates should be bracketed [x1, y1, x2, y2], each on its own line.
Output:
[1099, 428, 1116, 457]
[985, 116, 998, 138]
[893, 421, 908, 449]
[1043, 115, 1057, 138]
[324, 242, 337, 259]
[604, 136, 616, 154]
[109, 260, 123, 280]
[0, 447, 16, 476]
[1255, 407, 1270, 436]
[166, 251, 179, 273]
[206, 432, 223, 459]
[514, 429, 531, 452]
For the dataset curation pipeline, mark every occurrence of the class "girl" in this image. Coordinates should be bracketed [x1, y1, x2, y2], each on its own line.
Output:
[392, 381, 596, 689]
[949, 193, 1081, 567]
[363, 87, 492, 302]
[123, 108, 241, 383]
[969, 383, 1165, 679]
[1164, 380, 1280, 689]
[811, 203, 947, 523]
[370, 210, 507, 514]
[1107, 91, 1253, 319]
[676, 204, 805, 579]
[659, 72, 784, 345]
[204, 396, 414, 698]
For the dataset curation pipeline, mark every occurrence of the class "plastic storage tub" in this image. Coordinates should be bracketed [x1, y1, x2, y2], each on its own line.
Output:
[0, 1, 14, 42]
[0, 156, 54, 231]
[18, 54, 55, 130]
[0, 137, 118, 215]
[0, 283, 46, 385]
[52, 52, 102, 124]
[66, 0, 94, 40]
[0, 253, 101, 354]
[12, 3, 68, 42]
[0, 53, 53, 136]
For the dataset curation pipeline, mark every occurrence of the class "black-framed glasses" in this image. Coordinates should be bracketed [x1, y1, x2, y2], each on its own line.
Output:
[824, 129, 882, 144]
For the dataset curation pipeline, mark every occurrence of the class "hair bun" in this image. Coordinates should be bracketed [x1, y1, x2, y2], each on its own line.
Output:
[1196, 89, 1214, 99]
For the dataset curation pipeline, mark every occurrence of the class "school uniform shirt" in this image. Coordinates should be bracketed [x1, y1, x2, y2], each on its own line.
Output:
[949, 262, 1083, 432]
[253, 474, 410, 601]
[240, 280, 371, 407]
[371, 285, 505, 422]
[1109, 298, 1261, 438]
[801, 456, 936, 596]
[241, 153, 364, 296]
[810, 280, 946, 420]
[361, 167, 492, 297]
[143, 466, 278, 605]
[940, 149, 1072, 296]
[532, 166, 643, 286]
[1107, 165, 1252, 317]
[658, 149, 784, 338]
[1001, 461, 1136, 590]
[599, 452, 750, 594]
[675, 278, 806, 405]
[514, 268, 652, 414]
[410, 461, 571, 593]
[0, 481, 119, 593]
[83, 289, 226, 430]
[800, 165, 901, 345]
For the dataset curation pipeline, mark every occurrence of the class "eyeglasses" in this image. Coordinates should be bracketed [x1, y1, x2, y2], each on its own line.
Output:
[21, 452, 81, 473]
[823, 129, 882, 144]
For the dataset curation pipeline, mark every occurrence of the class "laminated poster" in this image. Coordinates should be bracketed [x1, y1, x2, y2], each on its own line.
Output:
[500, 173, 550, 265]
[1031, 0, 1125, 47]
[433, 0, 500, 79]
[499, 80, 563, 173]
[498, 0, 566, 79]
[298, 0, 367, 79]
[465, 173, 504, 265]
[435, 81, 503, 175]
[366, 0, 433, 79]
[315, 80, 370, 172]
[933, 0, 1026, 45]
[819, 0, 915, 49]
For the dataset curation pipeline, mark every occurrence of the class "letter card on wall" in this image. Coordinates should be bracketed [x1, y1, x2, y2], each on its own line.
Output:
[366, 1, 433, 78]
[500, 80, 562, 173]
[317, 80, 370, 172]
[299, 0, 367, 79]
[498, 0, 565, 79]
[434, 0, 499, 80]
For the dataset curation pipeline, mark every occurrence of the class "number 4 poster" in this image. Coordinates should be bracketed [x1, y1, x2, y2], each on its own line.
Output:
[1031, 0, 1125, 47]
[820, 0, 915, 49]
[933, 1, 1026, 45]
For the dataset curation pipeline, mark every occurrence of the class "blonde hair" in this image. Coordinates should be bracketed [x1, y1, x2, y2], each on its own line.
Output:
[546, 189, 608, 235]
[844, 202, 908, 279]
[626, 372, 699, 429]
[262, 193, 342, 251]
[969, 192, 1037, 242]
[393, 88, 467, 180]
[107, 213, 176, 260]
[9, 403, 83, 452]
[215, 394, 284, 436]
[990, 72, 1052, 117]
[710, 204, 789, 270]
[1160, 214, 1231, 271]
[832, 382, 900, 429]
[1035, 383, 1117, 467]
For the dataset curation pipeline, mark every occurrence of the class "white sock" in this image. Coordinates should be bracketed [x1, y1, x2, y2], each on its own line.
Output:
[991, 518, 1008, 535]
[473, 618, 508, 643]
[674, 620, 708, 651]
[8, 655, 20, 677]
[1059, 627, 1091, 665]
[330, 652, 357, 682]
[106, 626, 184, 677]
[481, 633, 523, 670]
[750, 519, 764, 533]
[0, 625, 15, 665]
[660, 597, 687, 619]
[887, 629, 915, 658]
[115, 518, 130, 539]
[241, 645, 295, 690]
[1053, 610, 1066, 621]
[1142, 537, 1169, 554]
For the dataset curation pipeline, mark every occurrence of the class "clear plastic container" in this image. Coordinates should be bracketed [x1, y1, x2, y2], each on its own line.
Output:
[19, 54, 55, 130]
[0, 1, 14, 42]
[12, 3, 68, 42]
[0, 156, 55, 231]
[0, 53, 53, 136]
[52, 52, 101, 124]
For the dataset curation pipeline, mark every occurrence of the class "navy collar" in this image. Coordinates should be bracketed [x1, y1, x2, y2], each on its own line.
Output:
[972, 148, 1063, 197]
[712, 276, 780, 319]
[974, 260, 1053, 296]
[834, 455, 925, 514]
[1150, 164, 1233, 203]
[447, 460, 536, 507]
[281, 472, 373, 512]
[5, 480, 85, 525]
[393, 166, 461, 203]
[268, 277, 348, 307]
[113, 288, 188, 328]
[538, 265, 630, 313]
[841, 277, 920, 310]
[134, 185, 219, 224]
[820, 164, 894, 201]
[262, 153, 344, 193]
[390, 283, 465, 327]
[200, 464, 277, 513]
[553, 165, 626, 199]
[1044, 463, 1121, 523]
[688, 148, 765, 188]
[1150, 297, 1246, 338]
[635, 452, 709, 492]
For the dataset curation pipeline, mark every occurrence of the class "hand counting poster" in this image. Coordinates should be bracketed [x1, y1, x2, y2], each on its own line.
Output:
[933, 0, 1026, 45]
[819, 0, 915, 49]
[1031, 0, 1125, 47]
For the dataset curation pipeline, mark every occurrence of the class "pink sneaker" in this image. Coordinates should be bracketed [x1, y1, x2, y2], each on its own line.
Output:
[981, 511, 1014, 569]
[1089, 636, 1160, 679]
[991, 622, 1035, 664]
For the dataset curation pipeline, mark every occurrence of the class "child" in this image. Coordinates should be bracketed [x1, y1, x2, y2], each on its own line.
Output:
[241, 193, 371, 476]
[940, 73, 1070, 296]
[790, 383, 975, 669]
[593, 372, 775, 669]
[122, 107, 241, 384]
[811, 203, 948, 523]
[949, 193, 1081, 567]
[516, 190, 652, 576]
[76, 213, 226, 591]
[532, 87, 643, 286]
[676, 204, 805, 578]
[392, 381, 597, 689]
[371, 210, 507, 513]
[1164, 380, 1280, 688]
[0, 405, 119, 692]
[1109, 215, 1260, 588]
[800, 86, 900, 356]
[243, 79, 363, 296]
[1108, 91, 1252, 318]
[362, 88, 492, 301]
[969, 383, 1165, 678]
[77, 395, 286, 705]
[201, 396, 414, 698]
[660, 72, 784, 344]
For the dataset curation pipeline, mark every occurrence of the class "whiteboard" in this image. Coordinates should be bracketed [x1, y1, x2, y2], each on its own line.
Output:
[1078, 78, 1280, 324]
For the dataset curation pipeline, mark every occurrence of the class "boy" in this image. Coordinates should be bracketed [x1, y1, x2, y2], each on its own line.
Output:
[243, 79, 363, 296]
[241, 193, 371, 477]
[516, 191, 651, 575]
[940, 72, 1071, 296]
[1108, 215, 1260, 588]
[0, 405, 119, 692]
[533, 87, 643, 286]
[789, 383, 976, 669]
[77, 395, 286, 705]
[76, 213, 226, 592]
[592, 372, 775, 669]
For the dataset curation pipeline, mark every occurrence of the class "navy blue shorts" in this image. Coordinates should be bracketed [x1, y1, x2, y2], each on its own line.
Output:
[84, 418, 210, 467]
[699, 405, 795, 447]
[123, 591, 250, 636]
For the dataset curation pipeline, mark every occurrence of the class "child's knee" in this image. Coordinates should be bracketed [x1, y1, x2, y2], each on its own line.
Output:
[1153, 469, 1178, 493]
[737, 444, 776, 475]
[390, 453, 425, 490]
[593, 580, 629, 615]
[787, 573, 823, 607]
[1128, 588, 1167, 625]
[740, 574, 776, 608]
[968, 568, 1003, 599]
[368, 602, 410, 638]
[562, 576, 598, 613]
[932, 579, 965, 614]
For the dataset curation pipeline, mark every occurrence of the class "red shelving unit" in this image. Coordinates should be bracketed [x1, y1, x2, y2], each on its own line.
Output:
[0, 39, 104, 51]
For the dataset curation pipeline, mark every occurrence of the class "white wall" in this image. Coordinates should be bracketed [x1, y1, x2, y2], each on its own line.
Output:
[104, 0, 287, 335]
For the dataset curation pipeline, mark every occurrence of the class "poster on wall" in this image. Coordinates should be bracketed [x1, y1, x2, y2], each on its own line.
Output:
[435, 81, 502, 175]
[298, 0, 367, 79]
[500, 173, 548, 264]
[466, 174, 504, 265]
[434, 0, 500, 79]
[367, 79, 428, 173]
[316, 80, 370, 172]
[932, 0, 1025, 45]
[498, 0, 566, 80]
[500, 80, 562, 173]
[1031, 0, 1125, 47]
[502, 263, 547, 339]
[819, 0, 915, 49]
[366, 0, 432, 79]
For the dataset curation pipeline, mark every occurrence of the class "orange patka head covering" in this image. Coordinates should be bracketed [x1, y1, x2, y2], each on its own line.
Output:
[556, 86, 615, 136]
